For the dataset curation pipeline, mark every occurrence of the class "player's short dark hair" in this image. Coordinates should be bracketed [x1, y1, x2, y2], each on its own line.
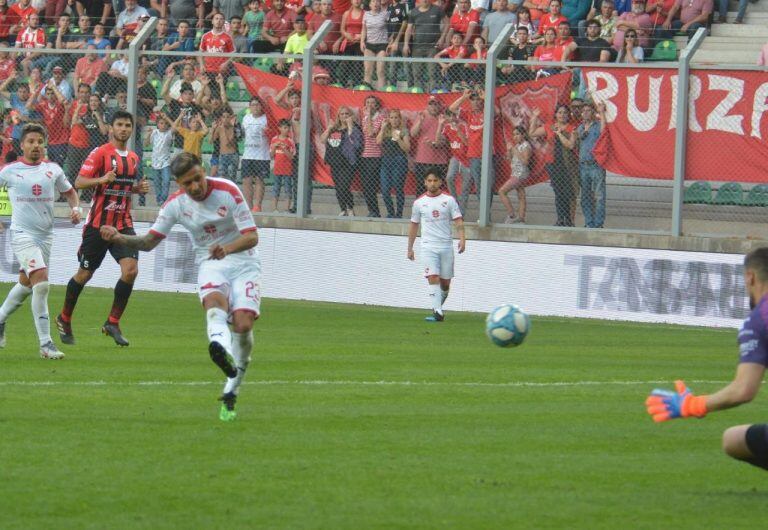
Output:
[745, 248, 768, 282]
[171, 152, 202, 178]
[424, 167, 444, 180]
[110, 110, 134, 126]
[20, 123, 47, 142]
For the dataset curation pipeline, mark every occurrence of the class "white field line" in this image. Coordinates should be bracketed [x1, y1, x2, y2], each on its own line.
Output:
[0, 379, 734, 388]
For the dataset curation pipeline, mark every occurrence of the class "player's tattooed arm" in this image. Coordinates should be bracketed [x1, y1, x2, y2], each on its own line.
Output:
[99, 226, 163, 252]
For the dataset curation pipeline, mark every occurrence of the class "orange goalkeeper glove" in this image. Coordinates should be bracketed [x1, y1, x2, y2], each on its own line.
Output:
[645, 380, 708, 422]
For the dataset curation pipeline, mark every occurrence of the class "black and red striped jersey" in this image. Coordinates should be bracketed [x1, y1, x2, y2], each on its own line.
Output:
[80, 143, 141, 230]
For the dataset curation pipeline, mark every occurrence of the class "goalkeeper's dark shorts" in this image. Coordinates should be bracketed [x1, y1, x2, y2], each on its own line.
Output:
[745, 424, 768, 466]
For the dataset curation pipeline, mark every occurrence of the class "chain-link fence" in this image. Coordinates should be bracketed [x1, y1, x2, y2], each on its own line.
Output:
[1, 16, 765, 239]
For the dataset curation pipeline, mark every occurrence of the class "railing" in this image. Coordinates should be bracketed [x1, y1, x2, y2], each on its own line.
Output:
[1, 20, 766, 240]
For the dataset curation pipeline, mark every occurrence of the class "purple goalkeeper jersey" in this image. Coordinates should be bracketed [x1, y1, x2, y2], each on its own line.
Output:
[738, 294, 768, 366]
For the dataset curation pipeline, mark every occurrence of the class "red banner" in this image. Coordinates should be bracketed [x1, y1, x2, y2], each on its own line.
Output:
[583, 67, 768, 183]
[234, 64, 572, 191]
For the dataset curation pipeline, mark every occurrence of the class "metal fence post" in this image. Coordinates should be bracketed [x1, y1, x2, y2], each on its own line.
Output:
[296, 20, 332, 218]
[671, 28, 706, 237]
[126, 17, 158, 152]
[478, 23, 515, 227]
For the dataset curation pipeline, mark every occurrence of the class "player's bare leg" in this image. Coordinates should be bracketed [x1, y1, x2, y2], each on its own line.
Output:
[27, 268, 63, 359]
[425, 275, 444, 322]
[57, 267, 94, 345]
[252, 176, 265, 213]
[0, 272, 34, 348]
[219, 310, 257, 422]
[241, 176, 254, 209]
[723, 424, 768, 470]
[101, 258, 137, 347]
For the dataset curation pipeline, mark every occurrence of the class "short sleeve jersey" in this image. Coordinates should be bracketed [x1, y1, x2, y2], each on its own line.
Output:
[738, 295, 768, 366]
[199, 31, 235, 73]
[0, 159, 72, 238]
[242, 113, 270, 160]
[449, 9, 479, 36]
[150, 177, 258, 264]
[270, 136, 296, 176]
[79, 143, 141, 230]
[457, 108, 484, 159]
[410, 192, 462, 247]
[443, 122, 469, 167]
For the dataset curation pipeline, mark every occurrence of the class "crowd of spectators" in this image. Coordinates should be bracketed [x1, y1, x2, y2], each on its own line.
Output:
[0, 0, 752, 227]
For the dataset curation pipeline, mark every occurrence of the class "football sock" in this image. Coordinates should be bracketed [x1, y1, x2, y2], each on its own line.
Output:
[224, 331, 253, 395]
[428, 283, 442, 314]
[0, 283, 32, 323]
[206, 308, 233, 354]
[441, 288, 449, 305]
[31, 281, 52, 345]
[108, 279, 134, 324]
[61, 278, 85, 322]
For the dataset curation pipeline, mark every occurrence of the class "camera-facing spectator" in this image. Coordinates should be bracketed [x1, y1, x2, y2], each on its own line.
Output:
[613, 0, 652, 49]
[573, 19, 611, 62]
[577, 102, 607, 228]
[359, 94, 384, 217]
[616, 29, 643, 61]
[377, 108, 410, 218]
[7, 0, 36, 36]
[142, 16, 170, 75]
[465, 35, 487, 87]
[210, 106, 241, 183]
[15, 13, 45, 78]
[28, 78, 69, 167]
[410, 96, 449, 197]
[499, 126, 533, 224]
[63, 83, 92, 186]
[482, 0, 517, 44]
[87, 22, 112, 55]
[277, 14, 309, 75]
[199, 12, 235, 76]
[448, 0, 480, 47]
[339, 0, 365, 87]
[229, 15, 250, 53]
[0, 73, 36, 151]
[270, 118, 297, 212]
[243, 0, 265, 45]
[308, 0, 341, 80]
[163, 61, 204, 101]
[241, 97, 271, 211]
[580, 0, 618, 38]
[163, 19, 195, 57]
[116, 1, 150, 47]
[145, 114, 174, 204]
[171, 111, 209, 159]
[436, 109, 469, 201]
[321, 106, 363, 217]
[258, 0, 296, 52]
[499, 26, 535, 84]
[435, 33, 468, 89]
[385, 0, 408, 86]
[41, 65, 74, 101]
[361, 0, 388, 90]
[403, 0, 448, 93]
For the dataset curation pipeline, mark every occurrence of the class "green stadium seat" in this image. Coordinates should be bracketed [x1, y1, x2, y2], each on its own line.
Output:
[713, 182, 743, 205]
[744, 184, 768, 207]
[225, 81, 240, 101]
[683, 181, 712, 204]
[201, 138, 214, 154]
[649, 40, 677, 61]
[253, 57, 273, 73]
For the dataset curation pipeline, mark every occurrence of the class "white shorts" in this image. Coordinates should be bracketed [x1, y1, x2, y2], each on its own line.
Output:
[11, 231, 52, 276]
[421, 245, 454, 279]
[197, 255, 262, 317]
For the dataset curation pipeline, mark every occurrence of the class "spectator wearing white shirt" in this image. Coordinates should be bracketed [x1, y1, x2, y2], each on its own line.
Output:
[145, 114, 175, 204]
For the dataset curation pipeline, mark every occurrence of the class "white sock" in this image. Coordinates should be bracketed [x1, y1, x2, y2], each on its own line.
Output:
[224, 331, 253, 395]
[206, 308, 232, 355]
[441, 288, 449, 305]
[0, 283, 32, 323]
[428, 283, 442, 314]
[31, 281, 51, 345]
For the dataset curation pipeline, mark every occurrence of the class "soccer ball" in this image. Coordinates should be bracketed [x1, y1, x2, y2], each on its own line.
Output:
[485, 304, 530, 347]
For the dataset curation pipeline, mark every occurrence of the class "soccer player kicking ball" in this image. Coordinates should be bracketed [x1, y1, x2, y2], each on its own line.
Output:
[407, 168, 466, 322]
[0, 124, 81, 359]
[99, 153, 261, 422]
[645, 247, 768, 471]
[56, 111, 150, 347]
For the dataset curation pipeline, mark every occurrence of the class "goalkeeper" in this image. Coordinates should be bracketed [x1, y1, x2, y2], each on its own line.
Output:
[645, 247, 768, 471]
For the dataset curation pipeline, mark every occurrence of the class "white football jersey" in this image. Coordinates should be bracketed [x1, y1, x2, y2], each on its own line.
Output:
[0, 159, 72, 238]
[149, 177, 259, 264]
[410, 192, 462, 247]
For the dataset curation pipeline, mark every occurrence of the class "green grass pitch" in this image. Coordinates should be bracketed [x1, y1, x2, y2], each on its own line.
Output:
[0, 285, 764, 529]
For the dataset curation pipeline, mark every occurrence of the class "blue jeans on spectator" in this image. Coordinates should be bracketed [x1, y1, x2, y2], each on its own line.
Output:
[218, 153, 239, 182]
[445, 157, 470, 199]
[460, 158, 483, 215]
[719, 0, 747, 21]
[380, 154, 408, 217]
[659, 20, 707, 40]
[273, 175, 295, 203]
[580, 161, 606, 228]
[153, 165, 172, 205]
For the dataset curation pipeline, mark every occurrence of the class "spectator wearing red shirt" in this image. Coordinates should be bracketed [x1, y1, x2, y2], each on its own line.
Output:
[270, 119, 297, 212]
[537, 0, 568, 36]
[0, 48, 15, 82]
[199, 13, 235, 75]
[7, 0, 36, 35]
[63, 84, 93, 186]
[556, 20, 577, 59]
[28, 78, 69, 168]
[73, 45, 106, 94]
[410, 96, 449, 197]
[307, 0, 341, 80]
[359, 95, 385, 217]
[339, 0, 365, 86]
[15, 13, 45, 78]
[447, 0, 480, 47]
[532, 27, 565, 76]
[436, 109, 469, 200]
[260, 0, 297, 52]
[464, 35, 487, 87]
[0, 0, 12, 43]
[435, 33, 468, 89]
[448, 89, 489, 215]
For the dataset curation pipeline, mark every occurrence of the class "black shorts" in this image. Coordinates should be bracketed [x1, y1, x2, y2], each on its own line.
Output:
[241, 159, 270, 180]
[77, 225, 139, 272]
[365, 42, 388, 54]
